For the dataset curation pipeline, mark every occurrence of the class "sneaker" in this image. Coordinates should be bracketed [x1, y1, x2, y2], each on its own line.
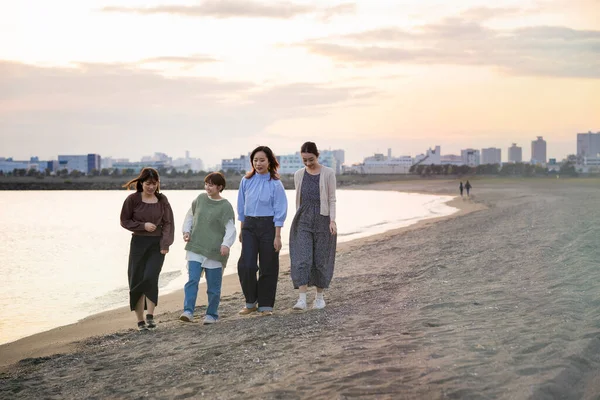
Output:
[203, 315, 217, 325]
[256, 310, 273, 317]
[137, 321, 148, 331]
[146, 316, 156, 329]
[313, 298, 326, 309]
[179, 311, 193, 322]
[238, 305, 258, 315]
[292, 299, 307, 311]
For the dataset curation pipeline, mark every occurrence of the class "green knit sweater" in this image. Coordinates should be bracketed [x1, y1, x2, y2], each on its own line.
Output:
[185, 193, 235, 265]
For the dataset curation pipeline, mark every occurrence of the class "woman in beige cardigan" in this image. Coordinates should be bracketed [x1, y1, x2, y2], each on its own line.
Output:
[289, 142, 337, 310]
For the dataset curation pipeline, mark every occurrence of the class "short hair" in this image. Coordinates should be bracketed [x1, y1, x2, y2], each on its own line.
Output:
[204, 172, 226, 192]
[300, 141, 319, 157]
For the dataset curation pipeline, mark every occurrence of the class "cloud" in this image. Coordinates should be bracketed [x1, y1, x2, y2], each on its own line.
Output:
[294, 12, 600, 79]
[0, 60, 372, 160]
[138, 55, 220, 65]
[101, 1, 355, 20]
[459, 6, 532, 21]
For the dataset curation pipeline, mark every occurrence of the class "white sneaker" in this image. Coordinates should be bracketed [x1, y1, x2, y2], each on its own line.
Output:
[313, 298, 326, 309]
[203, 315, 217, 325]
[179, 311, 193, 322]
[292, 299, 307, 311]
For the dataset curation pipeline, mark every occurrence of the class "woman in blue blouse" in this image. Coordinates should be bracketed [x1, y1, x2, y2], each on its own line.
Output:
[237, 146, 288, 316]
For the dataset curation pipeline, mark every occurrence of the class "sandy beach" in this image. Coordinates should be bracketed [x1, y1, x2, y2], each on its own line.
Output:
[2, 178, 600, 399]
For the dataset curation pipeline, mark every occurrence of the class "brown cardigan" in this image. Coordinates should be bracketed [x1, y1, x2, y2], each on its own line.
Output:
[120, 192, 175, 251]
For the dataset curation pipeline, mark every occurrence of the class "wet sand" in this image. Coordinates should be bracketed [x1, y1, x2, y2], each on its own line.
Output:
[2, 178, 600, 399]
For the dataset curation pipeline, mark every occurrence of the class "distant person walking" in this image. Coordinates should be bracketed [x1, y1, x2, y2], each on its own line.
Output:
[465, 180, 472, 197]
[120, 167, 174, 331]
[290, 142, 337, 311]
[459, 181, 464, 197]
[180, 172, 236, 325]
[237, 146, 288, 317]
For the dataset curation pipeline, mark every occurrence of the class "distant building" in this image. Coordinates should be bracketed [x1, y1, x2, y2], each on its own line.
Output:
[58, 154, 101, 173]
[88, 154, 101, 173]
[142, 152, 172, 164]
[531, 136, 547, 165]
[112, 161, 167, 173]
[440, 155, 463, 166]
[0, 159, 29, 173]
[508, 143, 522, 163]
[277, 153, 304, 175]
[461, 149, 481, 166]
[414, 146, 441, 165]
[172, 151, 204, 172]
[331, 150, 345, 174]
[101, 157, 129, 169]
[277, 150, 338, 175]
[351, 149, 413, 174]
[481, 148, 502, 164]
[576, 156, 600, 173]
[577, 131, 600, 158]
[221, 154, 251, 173]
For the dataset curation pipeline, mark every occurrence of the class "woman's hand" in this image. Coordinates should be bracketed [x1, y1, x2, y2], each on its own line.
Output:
[220, 246, 230, 257]
[183, 232, 190, 242]
[160, 249, 169, 255]
[329, 220, 337, 235]
[274, 236, 282, 252]
[144, 222, 157, 232]
[238, 232, 243, 243]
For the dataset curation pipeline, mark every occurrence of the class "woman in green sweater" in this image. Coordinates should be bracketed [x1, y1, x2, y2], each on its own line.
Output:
[180, 172, 236, 324]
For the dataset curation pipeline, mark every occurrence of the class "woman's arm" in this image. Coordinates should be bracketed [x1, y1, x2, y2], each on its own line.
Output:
[120, 194, 146, 232]
[273, 180, 288, 228]
[182, 206, 193, 242]
[328, 169, 337, 223]
[327, 172, 337, 235]
[160, 198, 175, 253]
[221, 219, 236, 256]
[274, 226, 282, 252]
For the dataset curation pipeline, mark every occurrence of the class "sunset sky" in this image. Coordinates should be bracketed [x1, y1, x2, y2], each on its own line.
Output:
[1, 0, 599, 166]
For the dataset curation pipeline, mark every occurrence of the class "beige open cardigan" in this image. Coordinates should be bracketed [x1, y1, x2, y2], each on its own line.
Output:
[293, 166, 337, 222]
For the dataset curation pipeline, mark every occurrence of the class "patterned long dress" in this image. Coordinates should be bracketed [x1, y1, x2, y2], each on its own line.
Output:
[289, 170, 337, 288]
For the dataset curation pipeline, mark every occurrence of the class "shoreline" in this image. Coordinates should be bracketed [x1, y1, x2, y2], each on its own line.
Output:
[0, 188, 484, 372]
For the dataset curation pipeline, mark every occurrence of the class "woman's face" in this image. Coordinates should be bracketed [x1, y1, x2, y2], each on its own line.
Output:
[142, 179, 158, 195]
[301, 152, 319, 169]
[253, 151, 269, 174]
[204, 181, 222, 197]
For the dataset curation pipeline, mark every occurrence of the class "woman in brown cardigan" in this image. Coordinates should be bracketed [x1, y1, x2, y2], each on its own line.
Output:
[120, 168, 174, 331]
[289, 142, 337, 311]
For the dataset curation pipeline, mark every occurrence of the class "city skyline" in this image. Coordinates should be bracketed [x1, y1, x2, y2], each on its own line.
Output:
[0, 133, 595, 167]
[1, 0, 599, 166]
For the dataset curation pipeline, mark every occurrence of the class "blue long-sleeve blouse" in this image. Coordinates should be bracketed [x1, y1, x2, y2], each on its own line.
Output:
[237, 172, 288, 227]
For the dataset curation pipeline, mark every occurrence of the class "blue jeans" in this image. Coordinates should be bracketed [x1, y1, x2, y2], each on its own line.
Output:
[183, 261, 223, 319]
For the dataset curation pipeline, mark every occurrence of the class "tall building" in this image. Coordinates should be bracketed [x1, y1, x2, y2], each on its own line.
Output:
[481, 148, 502, 164]
[508, 143, 522, 163]
[461, 149, 481, 166]
[331, 150, 345, 174]
[577, 131, 600, 158]
[531, 136, 547, 165]
[87, 154, 101, 173]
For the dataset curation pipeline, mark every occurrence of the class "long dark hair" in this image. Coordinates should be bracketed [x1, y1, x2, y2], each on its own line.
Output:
[123, 167, 163, 199]
[245, 146, 280, 180]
